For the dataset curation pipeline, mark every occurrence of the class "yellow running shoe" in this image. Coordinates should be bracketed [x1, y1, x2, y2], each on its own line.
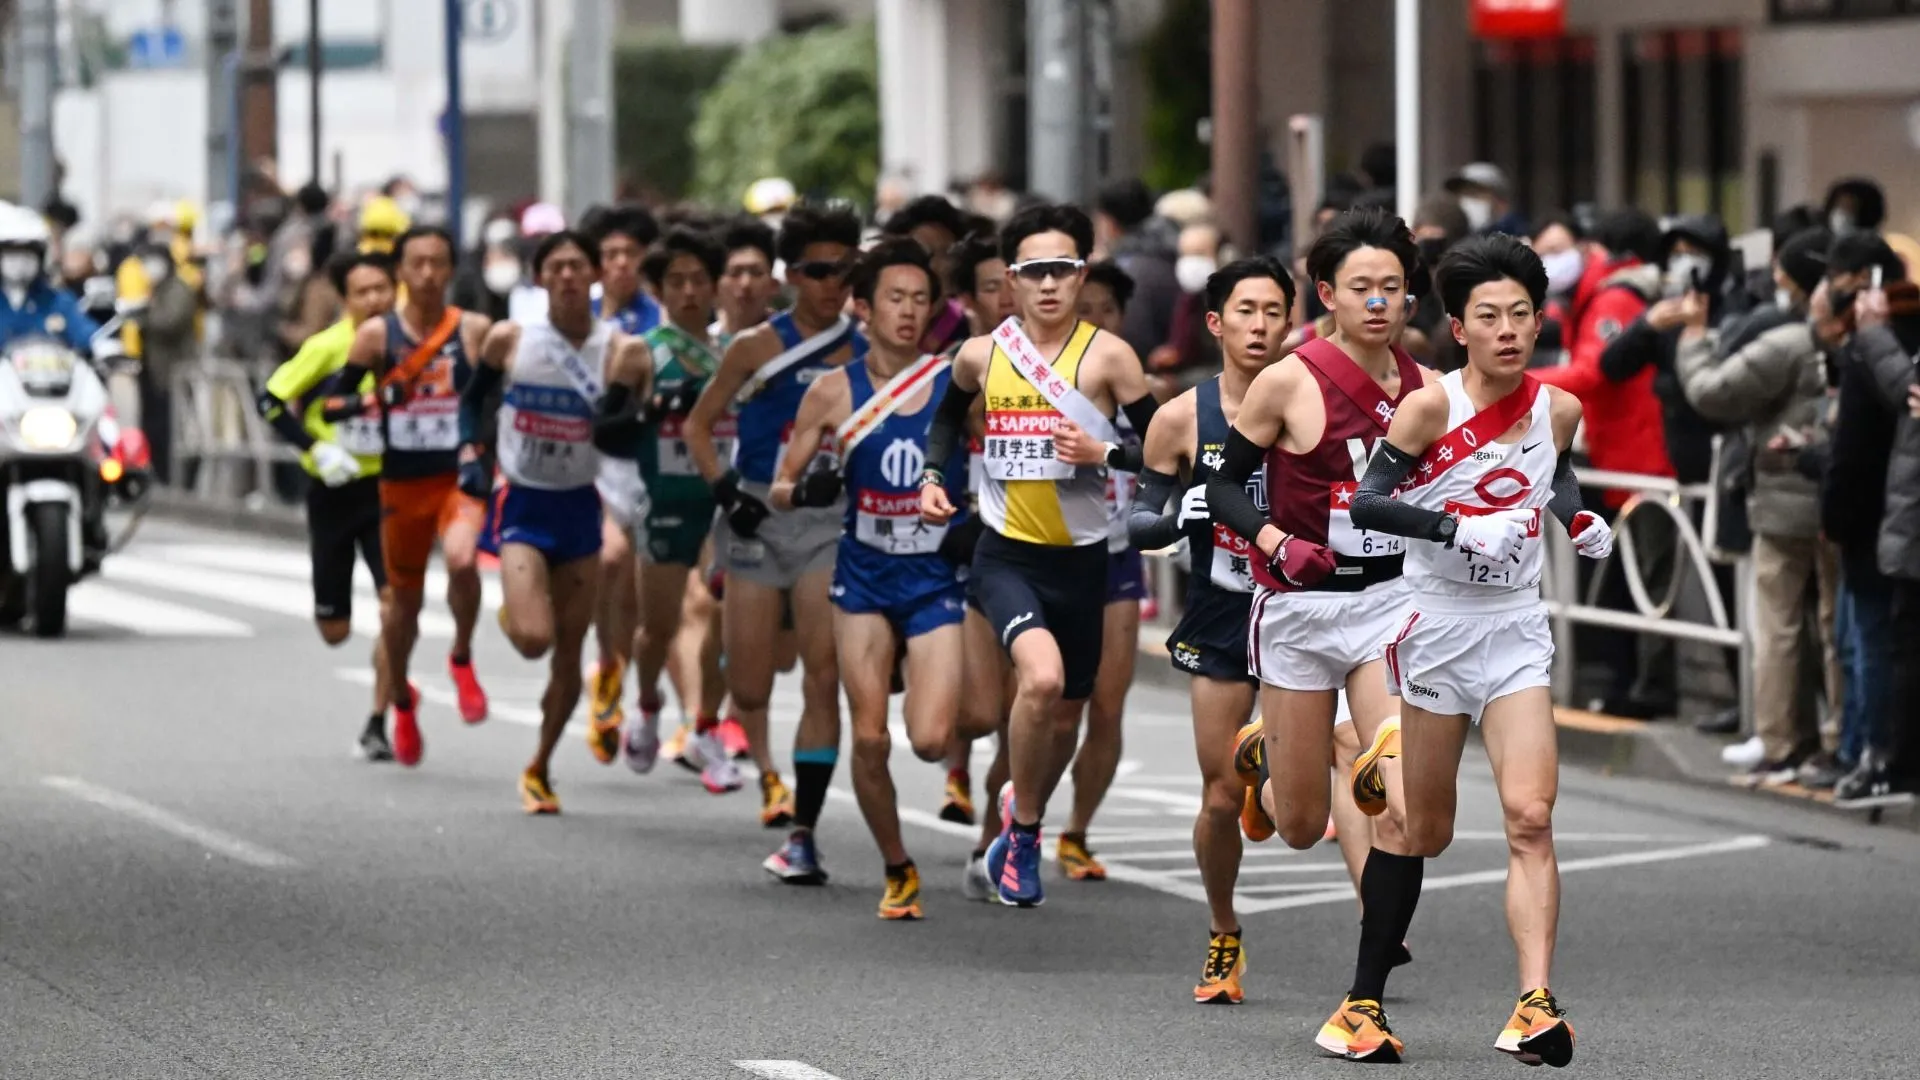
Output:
[759, 770, 795, 828]
[1315, 996, 1404, 1062]
[1240, 783, 1275, 842]
[938, 769, 975, 825]
[1350, 717, 1400, 818]
[588, 662, 625, 730]
[519, 769, 560, 815]
[1193, 931, 1246, 1004]
[1232, 716, 1265, 785]
[878, 863, 923, 920]
[1056, 833, 1107, 881]
[661, 720, 694, 770]
[1496, 988, 1575, 1067]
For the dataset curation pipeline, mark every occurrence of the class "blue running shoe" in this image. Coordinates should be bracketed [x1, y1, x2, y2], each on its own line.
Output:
[763, 829, 828, 885]
[998, 824, 1045, 907]
[984, 785, 1015, 889]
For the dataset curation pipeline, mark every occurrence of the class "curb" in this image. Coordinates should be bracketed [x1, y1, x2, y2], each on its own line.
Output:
[145, 488, 309, 543]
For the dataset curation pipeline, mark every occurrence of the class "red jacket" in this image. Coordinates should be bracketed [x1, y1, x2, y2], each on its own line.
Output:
[1534, 258, 1674, 506]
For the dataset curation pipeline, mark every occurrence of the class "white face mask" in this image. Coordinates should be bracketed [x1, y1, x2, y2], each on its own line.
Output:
[1775, 286, 1796, 312]
[1541, 249, 1584, 296]
[0, 251, 42, 286]
[1460, 196, 1493, 231]
[1665, 253, 1711, 296]
[1175, 255, 1217, 295]
[1829, 210, 1855, 238]
[483, 259, 522, 295]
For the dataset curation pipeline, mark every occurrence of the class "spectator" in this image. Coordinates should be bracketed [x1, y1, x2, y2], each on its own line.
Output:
[137, 243, 200, 483]
[1674, 240, 1841, 785]
[1823, 176, 1886, 238]
[882, 193, 969, 266]
[1443, 162, 1527, 235]
[1093, 177, 1181, 361]
[1144, 222, 1225, 400]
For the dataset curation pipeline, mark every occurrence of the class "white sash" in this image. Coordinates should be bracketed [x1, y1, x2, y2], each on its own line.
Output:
[990, 318, 1120, 445]
[835, 354, 948, 459]
[739, 315, 854, 401]
[546, 322, 606, 404]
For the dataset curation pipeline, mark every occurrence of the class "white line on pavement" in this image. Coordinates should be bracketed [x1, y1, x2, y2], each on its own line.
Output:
[41, 776, 299, 869]
[334, 668, 544, 727]
[734, 1062, 846, 1080]
[68, 583, 254, 637]
[107, 555, 456, 639]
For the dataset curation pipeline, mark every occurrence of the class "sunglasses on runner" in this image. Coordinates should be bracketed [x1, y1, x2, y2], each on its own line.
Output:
[1008, 258, 1086, 282]
[792, 258, 853, 281]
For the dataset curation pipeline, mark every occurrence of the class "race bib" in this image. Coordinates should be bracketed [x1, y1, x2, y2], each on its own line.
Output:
[1437, 500, 1541, 586]
[1327, 482, 1406, 559]
[773, 418, 834, 480]
[501, 405, 596, 488]
[854, 489, 948, 555]
[655, 414, 737, 478]
[983, 409, 1073, 481]
[335, 415, 384, 456]
[386, 396, 460, 452]
[1209, 523, 1256, 592]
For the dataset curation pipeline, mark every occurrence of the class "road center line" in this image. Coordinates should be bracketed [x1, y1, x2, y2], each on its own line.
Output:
[41, 776, 299, 869]
[734, 1061, 847, 1080]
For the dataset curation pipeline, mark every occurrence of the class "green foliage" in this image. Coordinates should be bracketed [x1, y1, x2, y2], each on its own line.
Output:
[612, 33, 739, 202]
[1140, 0, 1212, 193]
[690, 21, 880, 210]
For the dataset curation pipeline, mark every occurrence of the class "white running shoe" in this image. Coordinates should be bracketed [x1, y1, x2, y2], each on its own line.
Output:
[1721, 734, 1765, 769]
[623, 709, 661, 774]
[688, 729, 742, 793]
[961, 852, 992, 902]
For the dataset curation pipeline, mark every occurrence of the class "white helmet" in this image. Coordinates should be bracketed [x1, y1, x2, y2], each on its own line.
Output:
[0, 204, 52, 251]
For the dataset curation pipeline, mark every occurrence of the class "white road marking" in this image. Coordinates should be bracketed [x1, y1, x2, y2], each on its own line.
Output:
[42, 776, 298, 869]
[334, 668, 544, 727]
[150, 543, 499, 614]
[68, 583, 254, 637]
[108, 554, 458, 638]
[734, 1062, 846, 1080]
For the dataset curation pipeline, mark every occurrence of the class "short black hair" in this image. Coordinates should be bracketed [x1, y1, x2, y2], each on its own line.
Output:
[393, 225, 455, 263]
[1095, 178, 1156, 231]
[592, 204, 661, 250]
[999, 203, 1094, 264]
[882, 195, 969, 245]
[849, 236, 941, 306]
[532, 230, 601, 276]
[1590, 208, 1661, 264]
[1082, 260, 1135, 313]
[1435, 233, 1549, 321]
[1826, 232, 1907, 283]
[326, 250, 393, 295]
[642, 226, 726, 288]
[720, 215, 776, 266]
[1531, 211, 1583, 243]
[949, 232, 1002, 297]
[1205, 256, 1296, 314]
[1305, 207, 1420, 287]
[776, 201, 863, 265]
[1824, 177, 1887, 232]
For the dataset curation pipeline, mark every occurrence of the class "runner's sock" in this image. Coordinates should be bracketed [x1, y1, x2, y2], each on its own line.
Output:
[695, 712, 719, 734]
[792, 747, 838, 829]
[1350, 848, 1424, 1001]
[449, 651, 471, 667]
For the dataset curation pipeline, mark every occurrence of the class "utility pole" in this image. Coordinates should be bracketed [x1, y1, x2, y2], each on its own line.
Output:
[1026, 0, 1086, 204]
[566, 0, 615, 214]
[443, 0, 466, 244]
[1209, 0, 1257, 257]
[307, 0, 322, 188]
[17, 0, 56, 209]
[206, 0, 241, 217]
[240, 0, 277, 204]
[537, 0, 573, 207]
[1394, 0, 1419, 223]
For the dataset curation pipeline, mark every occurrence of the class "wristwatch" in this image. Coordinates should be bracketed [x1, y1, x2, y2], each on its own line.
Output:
[1436, 514, 1459, 548]
[1102, 441, 1123, 470]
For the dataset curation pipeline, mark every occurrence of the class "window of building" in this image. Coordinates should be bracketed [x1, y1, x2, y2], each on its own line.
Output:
[1620, 28, 1744, 222]
[1473, 34, 1599, 219]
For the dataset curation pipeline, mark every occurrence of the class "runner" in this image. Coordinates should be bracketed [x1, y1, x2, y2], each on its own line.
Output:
[1127, 256, 1292, 1002]
[583, 205, 661, 761]
[1201, 207, 1426, 1059]
[686, 201, 867, 873]
[711, 215, 779, 349]
[920, 202, 1159, 908]
[258, 251, 399, 759]
[771, 238, 992, 914]
[321, 225, 494, 766]
[879, 194, 972, 354]
[458, 230, 649, 813]
[1346, 234, 1605, 1067]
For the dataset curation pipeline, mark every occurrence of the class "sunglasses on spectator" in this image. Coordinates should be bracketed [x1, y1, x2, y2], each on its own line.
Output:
[792, 258, 852, 280]
[1008, 258, 1086, 282]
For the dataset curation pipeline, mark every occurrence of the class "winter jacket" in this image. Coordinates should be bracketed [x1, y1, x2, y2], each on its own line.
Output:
[1854, 318, 1920, 581]
[1823, 342, 1897, 582]
[1675, 321, 1827, 539]
[1535, 262, 1673, 505]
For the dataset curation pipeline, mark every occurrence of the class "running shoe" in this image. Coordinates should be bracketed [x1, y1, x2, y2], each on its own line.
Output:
[716, 714, 751, 760]
[1193, 931, 1246, 1004]
[878, 863, 923, 920]
[1495, 988, 1574, 1068]
[1350, 717, 1400, 818]
[1055, 833, 1107, 881]
[519, 769, 560, 815]
[989, 788, 1045, 907]
[961, 852, 992, 902]
[1240, 784, 1275, 842]
[984, 785, 1015, 886]
[763, 829, 828, 885]
[391, 682, 423, 767]
[758, 771, 795, 827]
[661, 719, 694, 770]
[939, 768, 976, 824]
[355, 718, 394, 762]
[1315, 997, 1405, 1063]
[685, 727, 742, 794]
[448, 654, 488, 724]
[622, 709, 661, 774]
[588, 661, 624, 731]
[1232, 717, 1265, 786]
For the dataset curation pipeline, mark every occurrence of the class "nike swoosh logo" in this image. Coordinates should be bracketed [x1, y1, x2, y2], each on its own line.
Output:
[1001, 611, 1034, 645]
[1521, 442, 1542, 453]
[1342, 1016, 1364, 1034]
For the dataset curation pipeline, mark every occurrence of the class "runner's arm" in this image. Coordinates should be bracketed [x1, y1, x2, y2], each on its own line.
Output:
[1347, 387, 1452, 541]
[1126, 393, 1190, 550]
[458, 322, 515, 447]
[316, 319, 388, 422]
[688, 329, 765, 489]
[593, 333, 655, 457]
[1204, 365, 1288, 555]
[1544, 386, 1588, 527]
[1105, 337, 1159, 472]
[257, 332, 338, 451]
[923, 338, 987, 484]
[772, 372, 846, 510]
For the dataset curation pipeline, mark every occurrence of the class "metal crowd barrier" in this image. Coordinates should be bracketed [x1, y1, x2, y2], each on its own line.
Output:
[170, 357, 301, 503]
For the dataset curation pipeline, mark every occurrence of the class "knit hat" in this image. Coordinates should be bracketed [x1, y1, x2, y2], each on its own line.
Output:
[1776, 227, 1831, 296]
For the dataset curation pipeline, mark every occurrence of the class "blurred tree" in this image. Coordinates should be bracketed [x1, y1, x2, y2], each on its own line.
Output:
[690, 21, 879, 210]
[1140, 0, 1210, 194]
[613, 33, 739, 203]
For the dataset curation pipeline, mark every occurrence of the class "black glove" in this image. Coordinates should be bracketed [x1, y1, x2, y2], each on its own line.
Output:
[790, 461, 844, 507]
[457, 458, 492, 499]
[380, 381, 412, 409]
[938, 513, 984, 568]
[710, 468, 745, 510]
[727, 489, 771, 538]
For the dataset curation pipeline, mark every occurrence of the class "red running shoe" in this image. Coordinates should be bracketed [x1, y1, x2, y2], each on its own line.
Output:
[717, 714, 750, 760]
[448, 654, 488, 724]
[392, 682, 424, 767]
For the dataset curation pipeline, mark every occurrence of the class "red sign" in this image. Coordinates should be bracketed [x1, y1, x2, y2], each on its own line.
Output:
[1470, 0, 1566, 38]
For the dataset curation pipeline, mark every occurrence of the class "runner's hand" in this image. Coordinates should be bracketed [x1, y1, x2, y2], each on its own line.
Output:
[1051, 419, 1107, 466]
[920, 476, 956, 525]
[790, 462, 843, 508]
[457, 458, 492, 500]
[710, 469, 744, 510]
[1268, 535, 1338, 588]
[727, 488, 771, 537]
[1175, 485, 1209, 527]
[310, 441, 360, 488]
[1569, 511, 1614, 560]
[1454, 509, 1533, 562]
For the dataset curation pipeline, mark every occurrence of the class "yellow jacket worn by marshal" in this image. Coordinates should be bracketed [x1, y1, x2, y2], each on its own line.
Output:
[978, 320, 1110, 547]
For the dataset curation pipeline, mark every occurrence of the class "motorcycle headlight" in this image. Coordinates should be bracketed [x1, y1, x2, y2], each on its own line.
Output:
[19, 406, 78, 450]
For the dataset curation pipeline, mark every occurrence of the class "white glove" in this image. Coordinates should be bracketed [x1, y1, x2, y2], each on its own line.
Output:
[1569, 511, 1614, 560]
[1176, 485, 1209, 527]
[1453, 509, 1533, 563]
[311, 441, 361, 488]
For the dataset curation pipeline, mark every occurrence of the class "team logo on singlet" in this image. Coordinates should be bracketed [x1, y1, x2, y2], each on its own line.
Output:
[1473, 467, 1532, 508]
[1201, 446, 1224, 471]
[879, 438, 925, 489]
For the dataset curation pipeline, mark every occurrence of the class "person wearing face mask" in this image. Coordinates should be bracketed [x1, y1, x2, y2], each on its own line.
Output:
[0, 205, 101, 359]
[1144, 223, 1225, 399]
[1822, 176, 1887, 240]
[1443, 163, 1528, 236]
[1092, 178, 1182, 363]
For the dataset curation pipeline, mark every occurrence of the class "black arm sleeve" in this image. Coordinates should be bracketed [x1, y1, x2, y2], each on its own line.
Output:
[1112, 394, 1160, 473]
[316, 361, 375, 422]
[1126, 468, 1183, 550]
[1348, 442, 1453, 542]
[458, 362, 505, 445]
[591, 382, 644, 457]
[1546, 450, 1586, 526]
[255, 390, 316, 452]
[924, 379, 979, 480]
[1204, 428, 1271, 544]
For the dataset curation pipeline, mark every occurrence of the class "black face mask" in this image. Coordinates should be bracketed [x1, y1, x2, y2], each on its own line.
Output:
[1417, 237, 1448, 269]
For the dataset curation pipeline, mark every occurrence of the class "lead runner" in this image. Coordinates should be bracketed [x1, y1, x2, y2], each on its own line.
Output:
[1347, 234, 1611, 1068]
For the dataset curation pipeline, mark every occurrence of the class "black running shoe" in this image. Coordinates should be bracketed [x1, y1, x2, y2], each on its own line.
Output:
[357, 722, 394, 762]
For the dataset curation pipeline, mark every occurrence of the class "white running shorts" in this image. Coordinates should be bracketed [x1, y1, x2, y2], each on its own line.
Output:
[1382, 592, 1554, 723]
[1247, 577, 1412, 693]
[596, 458, 648, 533]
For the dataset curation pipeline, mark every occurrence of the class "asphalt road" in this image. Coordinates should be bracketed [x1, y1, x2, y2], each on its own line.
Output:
[4, 518, 1917, 1079]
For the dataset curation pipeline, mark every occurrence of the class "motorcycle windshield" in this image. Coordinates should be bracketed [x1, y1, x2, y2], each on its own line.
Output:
[6, 336, 79, 396]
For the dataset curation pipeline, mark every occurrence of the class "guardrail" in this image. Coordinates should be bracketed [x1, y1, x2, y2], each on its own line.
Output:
[170, 357, 301, 503]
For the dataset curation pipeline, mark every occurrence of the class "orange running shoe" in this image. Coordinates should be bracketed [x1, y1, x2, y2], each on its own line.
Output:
[877, 863, 923, 920]
[1315, 996, 1405, 1063]
[759, 770, 795, 827]
[716, 714, 750, 760]
[1193, 931, 1247, 1004]
[939, 768, 975, 825]
[1240, 783, 1275, 842]
[448, 654, 488, 724]
[1350, 717, 1400, 818]
[1055, 833, 1107, 881]
[1495, 988, 1575, 1067]
[391, 682, 423, 767]
[519, 769, 560, 815]
[1232, 717, 1265, 786]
